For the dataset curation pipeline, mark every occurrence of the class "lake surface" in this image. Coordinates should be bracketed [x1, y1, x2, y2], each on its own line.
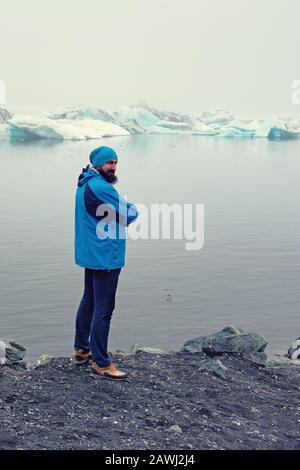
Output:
[0, 135, 299, 361]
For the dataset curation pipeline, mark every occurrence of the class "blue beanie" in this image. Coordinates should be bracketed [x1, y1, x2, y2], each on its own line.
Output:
[89, 146, 118, 168]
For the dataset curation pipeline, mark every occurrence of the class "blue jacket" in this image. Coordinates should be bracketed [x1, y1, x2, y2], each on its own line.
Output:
[75, 167, 138, 270]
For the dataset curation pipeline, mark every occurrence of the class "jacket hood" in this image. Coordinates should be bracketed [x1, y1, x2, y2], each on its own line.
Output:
[77, 166, 103, 187]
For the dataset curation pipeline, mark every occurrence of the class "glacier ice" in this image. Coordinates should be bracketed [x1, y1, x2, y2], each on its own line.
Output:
[44, 105, 115, 123]
[268, 127, 300, 140]
[8, 115, 129, 141]
[3, 104, 300, 141]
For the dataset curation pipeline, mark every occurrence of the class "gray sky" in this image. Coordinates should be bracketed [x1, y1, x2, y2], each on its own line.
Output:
[1, 0, 300, 116]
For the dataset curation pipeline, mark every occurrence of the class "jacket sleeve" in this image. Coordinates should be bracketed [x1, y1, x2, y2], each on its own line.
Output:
[93, 182, 138, 227]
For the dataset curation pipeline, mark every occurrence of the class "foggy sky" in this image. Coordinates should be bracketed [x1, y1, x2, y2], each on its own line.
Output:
[1, 0, 300, 116]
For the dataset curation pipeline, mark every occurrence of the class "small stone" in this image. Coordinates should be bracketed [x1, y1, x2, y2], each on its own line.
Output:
[251, 407, 260, 414]
[129, 344, 140, 354]
[232, 420, 241, 426]
[114, 349, 127, 355]
[199, 359, 227, 379]
[167, 425, 183, 434]
[36, 354, 53, 367]
[135, 347, 168, 355]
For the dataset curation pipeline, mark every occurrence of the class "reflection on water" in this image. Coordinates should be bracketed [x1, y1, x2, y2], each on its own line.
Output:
[0, 135, 299, 361]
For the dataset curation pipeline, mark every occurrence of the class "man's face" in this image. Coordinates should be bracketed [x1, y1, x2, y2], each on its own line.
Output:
[97, 159, 118, 184]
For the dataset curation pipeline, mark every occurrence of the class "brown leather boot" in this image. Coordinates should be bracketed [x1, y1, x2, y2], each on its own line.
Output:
[74, 349, 92, 364]
[91, 362, 127, 380]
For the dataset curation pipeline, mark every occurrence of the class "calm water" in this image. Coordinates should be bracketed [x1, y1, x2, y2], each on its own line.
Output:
[0, 135, 299, 361]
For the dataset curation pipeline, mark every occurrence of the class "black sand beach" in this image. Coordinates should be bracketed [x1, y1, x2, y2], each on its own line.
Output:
[0, 350, 299, 450]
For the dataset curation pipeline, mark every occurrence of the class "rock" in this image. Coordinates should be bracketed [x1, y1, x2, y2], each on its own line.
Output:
[127, 344, 168, 355]
[0, 339, 26, 365]
[129, 344, 140, 354]
[135, 347, 168, 355]
[181, 326, 267, 366]
[268, 354, 300, 368]
[113, 349, 127, 356]
[36, 354, 53, 367]
[288, 337, 300, 360]
[167, 425, 183, 434]
[231, 420, 241, 426]
[199, 359, 227, 379]
[245, 351, 267, 367]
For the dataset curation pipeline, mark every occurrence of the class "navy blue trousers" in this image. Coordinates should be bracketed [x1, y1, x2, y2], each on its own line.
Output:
[74, 268, 121, 367]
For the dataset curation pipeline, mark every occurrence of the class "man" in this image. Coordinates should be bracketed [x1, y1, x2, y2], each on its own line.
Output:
[74, 146, 138, 380]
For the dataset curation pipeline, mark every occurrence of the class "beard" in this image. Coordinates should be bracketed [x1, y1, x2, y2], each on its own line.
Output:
[99, 169, 118, 184]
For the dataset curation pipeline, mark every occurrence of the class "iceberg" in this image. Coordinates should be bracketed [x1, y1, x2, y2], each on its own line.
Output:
[4, 104, 300, 141]
[197, 109, 234, 126]
[268, 119, 300, 140]
[268, 127, 300, 140]
[156, 120, 192, 131]
[113, 105, 193, 134]
[44, 105, 115, 123]
[113, 106, 161, 133]
[8, 115, 129, 141]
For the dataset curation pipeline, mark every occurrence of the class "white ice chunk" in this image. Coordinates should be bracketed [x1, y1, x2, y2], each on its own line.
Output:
[8, 116, 129, 141]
